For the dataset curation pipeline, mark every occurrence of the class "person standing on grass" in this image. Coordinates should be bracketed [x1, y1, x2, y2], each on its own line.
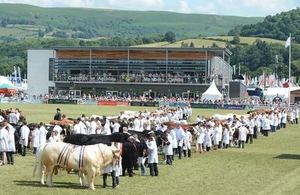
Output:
[19, 121, 30, 156]
[38, 123, 48, 146]
[0, 121, 9, 165]
[175, 123, 185, 159]
[31, 125, 40, 154]
[261, 114, 271, 137]
[54, 108, 62, 121]
[196, 123, 205, 153]
[163, 129, 173, 165]
[6, 121, 16, 165]
[204, 125, 213, 152]
[246, 116, 254, 144]
[282, 110, 287, 128]
[146, 131, 159, 176]
[238, 125, 248, 149]
[222, 124, 230, 149]
[170, 127, 178, 160]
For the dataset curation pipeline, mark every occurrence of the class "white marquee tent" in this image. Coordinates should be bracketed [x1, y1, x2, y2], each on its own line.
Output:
[201, 80, 223, 101]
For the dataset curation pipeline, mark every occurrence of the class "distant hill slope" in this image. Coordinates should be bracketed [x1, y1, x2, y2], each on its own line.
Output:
[135, 36, 287, 48]
[229, 8, 300, 43]
[0, 3, 262, 39]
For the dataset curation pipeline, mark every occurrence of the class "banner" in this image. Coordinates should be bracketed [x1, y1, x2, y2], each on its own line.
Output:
[47, 99, 78, 104]
[190, 103, 246, 110]
[130, 101, 158, 107]
[97, 100, 129, 106]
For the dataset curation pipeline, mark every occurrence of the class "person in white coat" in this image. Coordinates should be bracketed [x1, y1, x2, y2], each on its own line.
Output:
[204, 126, 213, 152]
[0, 122, 9, 165]
[170, 128, 178, 160]
[163, 129, 173, 165]
[6, 122, 16, 165]
[238, 125, 248, 149]
[146, 132, 158, 176]
[31, 125, 40, 154]
[222, 124, 230, 149]
[19, 121, 30, 156]
[183, 130, 192, 158]
[38, 123, 48, 146]
[196, 124, 205, 153]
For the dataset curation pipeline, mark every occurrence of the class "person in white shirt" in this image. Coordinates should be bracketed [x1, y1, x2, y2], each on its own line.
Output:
[31, 125, 40, 154]
[238, 125, 248, 149]
[89, 118, 97, 134]
[196, 124, 205, 153]
[53, 124, 63, 141]
[146, 132, 158, 176]
[261, 114, 271, 137]
[204, 126, 213, 152]
[183, 129, 192, 158]
[38, 123, 48, 146]
[6, 122, 16, 164]
[246, 116, 255, 144]
[0, 122, 9, 165]
[101, 118, 111, 135]
[7, 111, 18, 125]
[19, 121, 30, 156]
[175, 123, 185, 159]
[111, 120, 121, 134]
[222, 124, 230, 149]
[281, 110, 287, 128]
[162, 129, 173, 165]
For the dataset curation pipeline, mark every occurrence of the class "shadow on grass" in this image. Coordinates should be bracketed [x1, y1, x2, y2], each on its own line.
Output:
[274, 154, 300, 160]
[13, 180, 86, 190]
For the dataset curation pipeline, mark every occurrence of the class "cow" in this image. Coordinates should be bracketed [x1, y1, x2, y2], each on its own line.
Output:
[34, 142, 121, 190]
[121, 140, 147, 177]
[63, 132, 130, 146]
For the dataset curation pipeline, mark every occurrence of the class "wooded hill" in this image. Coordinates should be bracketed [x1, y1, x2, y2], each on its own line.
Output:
[229, 7, 300, 43]
[0, 3, 262, 40]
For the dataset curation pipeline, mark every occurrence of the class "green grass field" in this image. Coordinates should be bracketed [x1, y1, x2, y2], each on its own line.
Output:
[135, 36, 289, 49]
[0, 104, 299, 195]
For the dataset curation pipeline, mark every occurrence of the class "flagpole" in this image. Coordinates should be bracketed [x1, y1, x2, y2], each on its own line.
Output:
[288, 33, 292, 106]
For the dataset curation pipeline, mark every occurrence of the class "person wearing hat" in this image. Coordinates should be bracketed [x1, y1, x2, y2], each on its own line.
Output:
[146, 131, 158, 176]
[54, 108, 62, 121]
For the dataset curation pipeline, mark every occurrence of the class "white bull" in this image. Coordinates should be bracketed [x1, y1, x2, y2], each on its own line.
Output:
[34, 142, 120, 190]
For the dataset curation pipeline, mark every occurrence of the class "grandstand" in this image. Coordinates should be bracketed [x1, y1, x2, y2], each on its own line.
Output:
[27, 47, 232, 98]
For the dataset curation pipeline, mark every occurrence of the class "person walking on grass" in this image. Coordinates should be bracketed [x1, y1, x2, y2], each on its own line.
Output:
[0, 121, 9, 165]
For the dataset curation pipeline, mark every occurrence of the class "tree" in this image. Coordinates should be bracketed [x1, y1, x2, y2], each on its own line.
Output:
[164, 31, 176, 43]
[190, 42, 195, 48]
[231, 35, 240, 44]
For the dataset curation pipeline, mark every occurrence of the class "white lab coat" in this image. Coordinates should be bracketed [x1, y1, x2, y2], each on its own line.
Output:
[170, 129, 178, 149]
[163, 134, 173, 155]
[239, 126, 248, 141]
[222, 128, 230, 145]
[19, 125, 30, 147]
[204, 129, 212, 148]
[7, 124, 16, 152]
[39, 126, 48, 146]
[32, 128, 40, 148]
[196, 126, 205, 144]
[146, 139, 158, 164]
[183, 131, 192, 150]
[0, 128, 9, 152]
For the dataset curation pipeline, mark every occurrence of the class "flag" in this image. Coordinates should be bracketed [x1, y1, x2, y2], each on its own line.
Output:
[13, 66, 17, 82]
[285, 37, 291, 48]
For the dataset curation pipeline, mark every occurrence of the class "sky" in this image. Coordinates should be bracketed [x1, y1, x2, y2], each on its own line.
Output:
[0, 0, 299, 17]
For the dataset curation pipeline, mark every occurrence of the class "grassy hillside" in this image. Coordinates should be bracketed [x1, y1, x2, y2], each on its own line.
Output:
[135, 36, 287, 48]
[0, 4, 263, 39]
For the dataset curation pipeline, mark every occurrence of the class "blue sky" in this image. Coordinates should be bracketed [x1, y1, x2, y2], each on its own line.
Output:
[0, 0, 299, 17]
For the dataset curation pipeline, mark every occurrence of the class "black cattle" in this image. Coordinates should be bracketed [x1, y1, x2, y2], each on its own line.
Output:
[63, 132, 130, 146]
[122, 140, 147, 177]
